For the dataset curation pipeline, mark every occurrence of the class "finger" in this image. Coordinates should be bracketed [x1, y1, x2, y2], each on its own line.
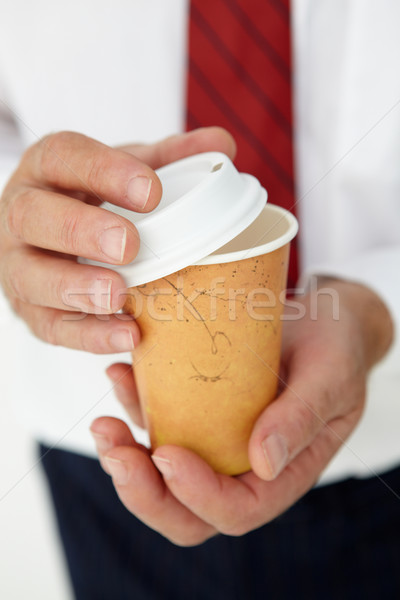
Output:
[244, 408, 363, 524]
[90, 416, 145, 473]
[12, 300, 140, 353]
[1, 248, 129, 313]
[2, 188, 140, 263]
[248, 352, 365, 481]
[151, 408, 360, 537]
[90, 417, 215, 546]
[152, 445, 260, 536]
[121, 127, 237, 169]
[18, 131, 162, 212]
[106, 363, 145, 428]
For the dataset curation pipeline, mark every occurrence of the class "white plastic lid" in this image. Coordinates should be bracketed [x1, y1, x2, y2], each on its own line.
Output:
[92, 152, 267, 286]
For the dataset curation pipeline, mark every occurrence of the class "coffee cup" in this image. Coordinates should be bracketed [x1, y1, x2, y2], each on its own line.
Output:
[83, 152, 297, 474]
[124, 201, 296, 475]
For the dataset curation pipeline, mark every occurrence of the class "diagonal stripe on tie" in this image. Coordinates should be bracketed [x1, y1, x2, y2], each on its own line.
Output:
[268, 0, 290, 21]
[191, 3, 292, 136]
[186, 0, 298, 288]
[223, 0, 290, 81]
[188, 2, 294, 187]
[189, 57, 294, 192]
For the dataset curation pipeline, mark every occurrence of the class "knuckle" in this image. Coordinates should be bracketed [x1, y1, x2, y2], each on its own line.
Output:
[292, 398, 321, 437]
[37, 133, 60, 180]
[355, 380, 367, 410]
[79, 323, 95, 353]
[39, 131, 80, 181]
[58, 207, 81, 253]
[79, 321, 111, 354]
[216, 504, 266, 537]
[85, 151, 108, 192]
[19, 142, 38, 172]
[0, 186, 10, 235]
[40, 310, 61, 346]
[0, 249, 26, 300]
[3, 187, 35, 239]
[6, 262, 24, 301]
[216, 513, 246, 537]
[335, 366, 366, 411]
[7, 294, 22, 315]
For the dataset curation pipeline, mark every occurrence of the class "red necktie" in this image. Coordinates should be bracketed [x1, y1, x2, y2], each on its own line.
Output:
[186, 0, 298, 289]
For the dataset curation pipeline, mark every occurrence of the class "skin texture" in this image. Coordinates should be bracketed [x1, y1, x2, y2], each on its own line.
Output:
[0, 127, 236, 353]
[91, 277, 393, 546]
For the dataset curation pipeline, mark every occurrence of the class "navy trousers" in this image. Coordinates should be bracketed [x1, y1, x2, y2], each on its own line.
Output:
[39, 444, 400, 600]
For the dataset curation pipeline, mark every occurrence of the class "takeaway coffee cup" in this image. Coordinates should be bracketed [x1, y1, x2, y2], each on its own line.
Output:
[91, 153, 298, 475]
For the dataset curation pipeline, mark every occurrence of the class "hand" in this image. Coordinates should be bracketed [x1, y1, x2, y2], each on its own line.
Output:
[91, 277, 393, 546]
[0, 127, 236, 353]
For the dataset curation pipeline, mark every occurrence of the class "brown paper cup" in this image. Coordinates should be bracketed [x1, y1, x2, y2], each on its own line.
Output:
[123, 204, 296, 475]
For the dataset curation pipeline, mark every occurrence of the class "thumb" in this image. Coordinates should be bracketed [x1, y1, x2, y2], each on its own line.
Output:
[248, 371, 336, 481]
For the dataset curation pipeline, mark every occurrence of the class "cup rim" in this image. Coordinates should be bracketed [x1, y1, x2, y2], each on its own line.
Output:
[194, 204, 298, 265]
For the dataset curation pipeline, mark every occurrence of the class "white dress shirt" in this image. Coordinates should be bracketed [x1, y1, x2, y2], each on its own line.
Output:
[0, 0, 399, 485]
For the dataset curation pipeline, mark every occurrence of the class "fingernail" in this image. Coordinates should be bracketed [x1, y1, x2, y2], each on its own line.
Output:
[99, 226, 127, 262]
[87, 278, 112, 312]
[127, 176, 152, 209]
[261, 433, 289, 480]
[151, 455, 173, 480]
[90, 431, 113, 454]
[104, 457, 129, 485]
[109, 329, 135, 352]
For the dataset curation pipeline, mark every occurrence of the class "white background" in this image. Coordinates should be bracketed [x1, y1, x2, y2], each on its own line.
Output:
[0, 319, 72, 600]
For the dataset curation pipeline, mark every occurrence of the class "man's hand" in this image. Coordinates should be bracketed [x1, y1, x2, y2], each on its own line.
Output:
[91, 279, 393, 545]
[0, 127, 235, 353]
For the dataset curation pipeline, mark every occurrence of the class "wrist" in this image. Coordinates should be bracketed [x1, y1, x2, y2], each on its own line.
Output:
[311, 277, 394, 370]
